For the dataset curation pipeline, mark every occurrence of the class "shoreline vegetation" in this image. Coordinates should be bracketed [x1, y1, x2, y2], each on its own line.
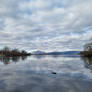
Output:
[80, 41, 92, 57]
[0, 46, 31, 57]
[1, 41, 92, 57]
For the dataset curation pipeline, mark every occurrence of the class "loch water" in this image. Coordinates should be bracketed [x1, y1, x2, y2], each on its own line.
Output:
[0, 55, 92, 92]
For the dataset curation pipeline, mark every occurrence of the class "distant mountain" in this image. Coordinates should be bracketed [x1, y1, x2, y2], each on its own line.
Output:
[46, 51, 80, 55]
[32, 51, 80, 55]
[32, 51, 46, 55]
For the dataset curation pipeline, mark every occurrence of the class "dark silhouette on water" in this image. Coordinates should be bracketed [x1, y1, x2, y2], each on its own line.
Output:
[52, 72, 57, 74]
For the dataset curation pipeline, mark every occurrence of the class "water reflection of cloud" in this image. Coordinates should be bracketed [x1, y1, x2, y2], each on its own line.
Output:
[0, 56, 92, 91]
[0, 73, 92, 92]
[0, 56, 92, 79]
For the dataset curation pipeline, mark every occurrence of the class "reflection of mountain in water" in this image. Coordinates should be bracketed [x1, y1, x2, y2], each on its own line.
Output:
[0, 56, 27, 65]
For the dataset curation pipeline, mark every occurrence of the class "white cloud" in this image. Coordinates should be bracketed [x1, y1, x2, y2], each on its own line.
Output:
[0, 0, 92, 51]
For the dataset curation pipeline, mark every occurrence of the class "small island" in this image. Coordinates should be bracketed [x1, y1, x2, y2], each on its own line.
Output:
[0, 46, 31, 57]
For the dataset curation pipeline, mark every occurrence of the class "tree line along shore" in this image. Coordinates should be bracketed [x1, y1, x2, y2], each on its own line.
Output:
[80, 41, 92, 57]
[0, 47, 31, 57]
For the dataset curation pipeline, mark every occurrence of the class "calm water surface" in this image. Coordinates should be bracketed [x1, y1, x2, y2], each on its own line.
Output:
[0, 55, 92, 92]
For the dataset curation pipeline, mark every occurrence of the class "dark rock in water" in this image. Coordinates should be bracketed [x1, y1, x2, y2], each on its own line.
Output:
[52, 72, 57, 74]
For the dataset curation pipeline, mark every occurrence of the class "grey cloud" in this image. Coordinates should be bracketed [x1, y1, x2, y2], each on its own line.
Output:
[0, 0, 92, 51]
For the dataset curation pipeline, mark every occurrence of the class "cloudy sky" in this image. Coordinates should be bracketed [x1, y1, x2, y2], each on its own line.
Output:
[0, 0, 92, 52]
